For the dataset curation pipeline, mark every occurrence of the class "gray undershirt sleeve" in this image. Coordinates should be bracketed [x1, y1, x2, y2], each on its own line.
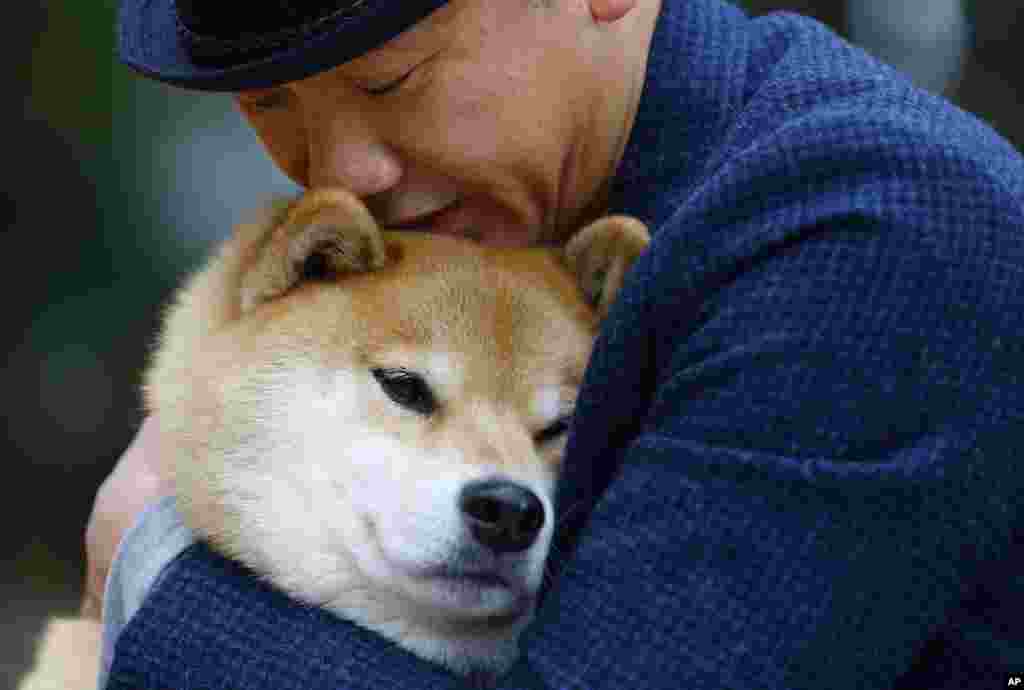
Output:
[98, 495, 195, 690]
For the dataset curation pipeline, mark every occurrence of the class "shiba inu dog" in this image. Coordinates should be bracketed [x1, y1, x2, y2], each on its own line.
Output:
[20, 188, 649, 686]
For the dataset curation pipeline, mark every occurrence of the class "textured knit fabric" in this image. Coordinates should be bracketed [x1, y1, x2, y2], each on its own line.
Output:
[107, 0, 1024, 688]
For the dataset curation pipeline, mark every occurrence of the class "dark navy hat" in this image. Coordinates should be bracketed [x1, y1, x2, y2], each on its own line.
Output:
[118, 0, 451, 92]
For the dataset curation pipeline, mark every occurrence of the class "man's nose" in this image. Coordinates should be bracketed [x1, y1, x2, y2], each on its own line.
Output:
[307, 119, 403, 197]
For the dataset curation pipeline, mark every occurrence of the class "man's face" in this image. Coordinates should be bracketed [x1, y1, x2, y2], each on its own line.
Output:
[236, 0, 614, 247]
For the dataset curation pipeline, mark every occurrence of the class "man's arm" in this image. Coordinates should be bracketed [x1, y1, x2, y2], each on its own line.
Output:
[104, 121, 1023, 690]
[83, 416, 175, 621]
[524, 102, 1024, 689]
[101, 7, 1024, 685]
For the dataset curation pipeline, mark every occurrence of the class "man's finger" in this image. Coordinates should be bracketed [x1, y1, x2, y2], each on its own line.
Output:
[80, 582, 103, 620]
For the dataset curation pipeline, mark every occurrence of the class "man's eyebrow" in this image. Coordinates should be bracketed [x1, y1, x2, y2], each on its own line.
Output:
[344, 41, 436, 76]
[341, 4, 454, 74]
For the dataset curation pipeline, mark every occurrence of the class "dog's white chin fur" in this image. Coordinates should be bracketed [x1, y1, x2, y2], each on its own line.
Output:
[335, 598, 532, 677]
[174, 364, 554, 676]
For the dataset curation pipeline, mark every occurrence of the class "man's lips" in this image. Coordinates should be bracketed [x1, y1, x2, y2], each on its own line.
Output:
[383, 199, 461, 230]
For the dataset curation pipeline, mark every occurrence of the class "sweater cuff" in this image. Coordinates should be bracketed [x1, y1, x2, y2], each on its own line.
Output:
[98, 495, 195, 689]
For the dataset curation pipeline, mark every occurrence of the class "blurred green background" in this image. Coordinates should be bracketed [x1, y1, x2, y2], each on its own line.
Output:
[6, 1, 296, 684]
[6, 0, 1023, 685]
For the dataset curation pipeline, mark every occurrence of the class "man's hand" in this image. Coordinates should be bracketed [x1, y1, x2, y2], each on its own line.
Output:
[81, 416, 174, 619]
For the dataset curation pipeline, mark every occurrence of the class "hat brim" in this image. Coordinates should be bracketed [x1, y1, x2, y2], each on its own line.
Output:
[118, 0, 451, 92]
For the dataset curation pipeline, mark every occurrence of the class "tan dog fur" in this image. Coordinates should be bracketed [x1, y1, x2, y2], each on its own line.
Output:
[18, 618, 102, 690]
[21, 188, 649, 685]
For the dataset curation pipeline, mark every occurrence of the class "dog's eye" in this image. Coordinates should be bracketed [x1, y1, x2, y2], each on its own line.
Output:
[372, 368, 437, 415]
[300, 250, 332, 282]
[534, 415, 571, 445]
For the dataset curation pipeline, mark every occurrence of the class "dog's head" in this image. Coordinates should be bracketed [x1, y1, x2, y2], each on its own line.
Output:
[146, 188, 649, 675]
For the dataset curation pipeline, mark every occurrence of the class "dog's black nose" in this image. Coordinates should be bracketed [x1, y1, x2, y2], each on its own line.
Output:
[459, 479, 545, 554]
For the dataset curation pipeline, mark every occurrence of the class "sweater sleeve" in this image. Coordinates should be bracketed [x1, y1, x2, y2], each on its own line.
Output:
[526, 100, 1024, 689]
[102, 4, 1024, 688]
[102, 116, 1023, 690]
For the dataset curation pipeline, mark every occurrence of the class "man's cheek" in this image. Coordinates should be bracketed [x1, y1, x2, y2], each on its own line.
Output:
[245, 115, 309, 186]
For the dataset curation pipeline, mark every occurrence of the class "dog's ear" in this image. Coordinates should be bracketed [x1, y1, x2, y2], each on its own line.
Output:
[563, 215, 650, 319]
[239, 189, 389, 312]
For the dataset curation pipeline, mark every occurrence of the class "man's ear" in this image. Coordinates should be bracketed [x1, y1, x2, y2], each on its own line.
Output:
[239, 188, 389, 312]
[563, 215, 650, 319]
[589, 0, 637, 23]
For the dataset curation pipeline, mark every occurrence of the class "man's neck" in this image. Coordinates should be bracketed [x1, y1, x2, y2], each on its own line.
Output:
[566, 0, 664, 237]
[613, 0, 664, 182]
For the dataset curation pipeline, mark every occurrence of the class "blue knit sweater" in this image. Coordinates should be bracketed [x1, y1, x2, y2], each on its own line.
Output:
[107, 1, 1024, 688]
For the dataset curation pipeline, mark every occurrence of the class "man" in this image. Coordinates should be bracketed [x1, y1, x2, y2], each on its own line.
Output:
[93, 0, 1023, 687]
